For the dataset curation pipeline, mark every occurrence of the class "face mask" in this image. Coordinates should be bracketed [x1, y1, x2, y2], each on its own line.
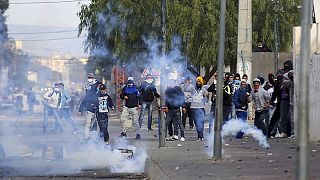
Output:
[88, 79, 93, 83]
[53, 87, 60, 92]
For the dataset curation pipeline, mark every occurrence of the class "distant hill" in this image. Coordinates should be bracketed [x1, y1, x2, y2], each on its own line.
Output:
[7, 24, 87, 57]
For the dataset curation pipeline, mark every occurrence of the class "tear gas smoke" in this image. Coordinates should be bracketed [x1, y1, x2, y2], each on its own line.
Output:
[205, 119, 270, 156]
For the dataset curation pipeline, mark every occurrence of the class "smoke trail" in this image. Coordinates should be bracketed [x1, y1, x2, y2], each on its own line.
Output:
[222, 119, 270, 148]
[205, 119, 270, 156]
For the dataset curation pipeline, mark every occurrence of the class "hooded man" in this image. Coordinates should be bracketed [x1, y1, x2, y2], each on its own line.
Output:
[119, 77, 141, 139]
[138, 74, 160, 130]
[283, 60, 293, 73]
[190, 76, 209, 141]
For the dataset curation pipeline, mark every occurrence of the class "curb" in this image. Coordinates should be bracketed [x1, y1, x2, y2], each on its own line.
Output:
[144, 157, 171, 180]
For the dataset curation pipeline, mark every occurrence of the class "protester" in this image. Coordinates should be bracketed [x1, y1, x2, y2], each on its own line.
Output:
[27, 87, 37, 115]
[43, 83, 63, 133]
[181, 76, 195, 130]
[278, 72, 291, 138]
[119, 77, 141, 139]
[58, 83, 79, 135]
[250, 78, 271, 136]
[164, 80, 185, 141]
[234, 80, 250, 138]
[190, 76, 208, 141]
[138, 74, 160, 130]
[95, 84, 114, 144]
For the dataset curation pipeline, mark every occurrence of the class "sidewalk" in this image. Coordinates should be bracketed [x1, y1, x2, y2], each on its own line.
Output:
[141, 126, 320, 180]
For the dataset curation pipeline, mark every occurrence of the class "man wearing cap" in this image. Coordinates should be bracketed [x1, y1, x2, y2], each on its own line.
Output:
[190, 76, 209, 141]
[42, 83, 64, 133]
[95, 84, 114, 144]
[138, 74, 160, 130]
[119, 77, 141, 139]
[250, 78, 271, 136]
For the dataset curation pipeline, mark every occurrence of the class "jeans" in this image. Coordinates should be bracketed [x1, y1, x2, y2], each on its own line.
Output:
[191, 108, 205, 139]
[182, 102, 194, 129]
[138, 102, 153, 129]
[230, 102, 236, 119]
[254, 110, 269, 136]
[28, 103, 35, 114]
[59, 108, 78, 131]
[223, 104, 231, 123]
[236, 111, 248, 138]
[165, 110, 184, 137]
[96, 112, 109, 142]
[43, 105, 63, 133]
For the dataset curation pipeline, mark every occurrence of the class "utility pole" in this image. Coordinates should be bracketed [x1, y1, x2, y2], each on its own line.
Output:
[273, 0, 280, 73]
[159, 0, 167, 147]
[296, 1, 311, 179]
[213, 0, 227, 160]
[236, 0, 252, 82]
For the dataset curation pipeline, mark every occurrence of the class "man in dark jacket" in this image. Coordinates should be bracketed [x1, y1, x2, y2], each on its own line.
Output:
[96, 84, 114, 144]
[234, 80, 250, 138]
[138, 74, 160, 130]
[164, 80, 186, 141]
[119, 77, 141, 139]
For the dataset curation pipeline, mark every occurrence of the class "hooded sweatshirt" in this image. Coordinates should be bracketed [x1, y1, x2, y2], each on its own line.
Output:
[190, 85, 208, 109]
[139, 79, 160, 103]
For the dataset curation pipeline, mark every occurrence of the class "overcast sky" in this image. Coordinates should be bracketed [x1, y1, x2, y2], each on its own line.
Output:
[4, 0, 90, 57]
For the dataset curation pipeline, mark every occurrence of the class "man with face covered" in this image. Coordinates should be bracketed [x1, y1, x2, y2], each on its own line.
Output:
[119, 77, 141, 139]
[78, 73, 101, 140]
[138, 74, 160, 130]
[190, 76, 209, 141]
[234, 80, 250, 138]
[43, 83, 64, 133]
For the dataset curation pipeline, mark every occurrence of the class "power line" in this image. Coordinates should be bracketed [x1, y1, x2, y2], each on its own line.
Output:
[16, 36, 86, 42]
[10, 0, 88, 5]
[8, 29, 78, 35]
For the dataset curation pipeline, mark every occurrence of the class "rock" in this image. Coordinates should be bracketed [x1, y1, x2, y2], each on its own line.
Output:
[267, 153, 273, 156]
[208, 173, 214, 177]
[177, 144, 182, 147]
[175, 167, 179, 171]
[238, 159, 242, 162]
[312, 149, 317, 152]
[284, 170, 288, 173]
[288, 155, 292, 159]
[236, 166, 241, 169]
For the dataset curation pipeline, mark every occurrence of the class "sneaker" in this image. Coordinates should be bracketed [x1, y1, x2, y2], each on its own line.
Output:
[166, 136, 173, 141]
[119, 132, 127, 138]
[105, 141, 109, 145]
[71, 130, 77, 135]
[279, 133, 287, 138]
[172, 135, 179, 140]
[135, 134, 141, 140]
[288, 135, 295, 139]
[197, 138, 204, 141]
[189, 127, 194, 130]
[180, 137, 185, 142]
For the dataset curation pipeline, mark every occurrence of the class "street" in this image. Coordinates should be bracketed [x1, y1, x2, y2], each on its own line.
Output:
[0, 111, 319, 180]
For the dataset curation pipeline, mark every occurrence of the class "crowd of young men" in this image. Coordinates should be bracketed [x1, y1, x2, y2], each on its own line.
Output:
[41, 60, 295, 145]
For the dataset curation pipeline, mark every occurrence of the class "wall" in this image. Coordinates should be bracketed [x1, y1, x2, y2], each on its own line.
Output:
[293, 23, 320, 141]
[252, 52, 292, 79]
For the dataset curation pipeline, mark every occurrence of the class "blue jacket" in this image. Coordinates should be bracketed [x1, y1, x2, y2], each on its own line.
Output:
[234, 88, 249, 111]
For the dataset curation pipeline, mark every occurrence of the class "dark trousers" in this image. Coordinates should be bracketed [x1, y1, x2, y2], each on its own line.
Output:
[166, 110, 184, 137]
[182, 102, 194, 128]
[96, 113, 109, 142]
[254, 110, 269, 136]
[268, 103, 281, 136]
[280, 101, 290, 134]
[236, 111, 248, 138]
[223, 104, 231, 123]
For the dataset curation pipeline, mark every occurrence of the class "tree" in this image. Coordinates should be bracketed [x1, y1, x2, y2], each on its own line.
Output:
[78, 0, 300, 81]
[0, 0, 9, 64]
[252, 0, 301, 52]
